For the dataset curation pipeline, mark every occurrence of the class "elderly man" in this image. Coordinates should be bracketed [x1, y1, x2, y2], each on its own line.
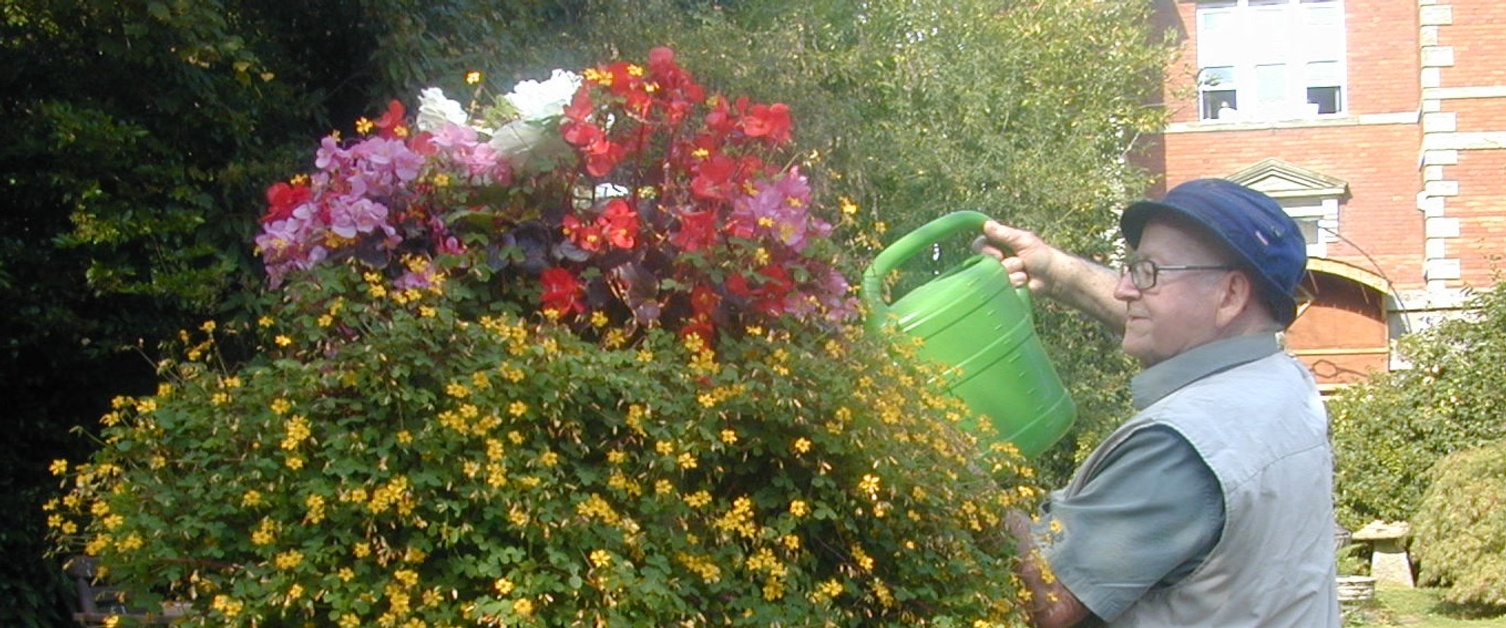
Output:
[980, 179, 1340, 627]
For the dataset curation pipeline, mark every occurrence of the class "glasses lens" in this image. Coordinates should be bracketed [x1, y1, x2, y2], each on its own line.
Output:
[1130, 260, 1155, 289]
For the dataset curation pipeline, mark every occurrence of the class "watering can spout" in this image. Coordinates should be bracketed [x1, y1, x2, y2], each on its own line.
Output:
[862, 211, 1075, 458]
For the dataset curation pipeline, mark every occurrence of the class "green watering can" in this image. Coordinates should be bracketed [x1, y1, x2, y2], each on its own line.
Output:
[862, 211, 1075, 458]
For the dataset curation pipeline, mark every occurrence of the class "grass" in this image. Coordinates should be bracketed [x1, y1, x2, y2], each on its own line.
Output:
[1347, 586, 1506, 627]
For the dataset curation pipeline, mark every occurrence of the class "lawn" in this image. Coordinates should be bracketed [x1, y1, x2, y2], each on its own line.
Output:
[1347, 586, 1506, 627]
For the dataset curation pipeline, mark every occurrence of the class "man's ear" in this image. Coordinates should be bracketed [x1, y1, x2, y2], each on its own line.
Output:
[1215, 270, 1256, 327]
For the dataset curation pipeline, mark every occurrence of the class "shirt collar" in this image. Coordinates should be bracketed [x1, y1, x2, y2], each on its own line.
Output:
[1130, 334, 1283, 411]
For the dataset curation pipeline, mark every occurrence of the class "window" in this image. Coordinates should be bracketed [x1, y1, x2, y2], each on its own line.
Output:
[1196, 0, 1346, 122]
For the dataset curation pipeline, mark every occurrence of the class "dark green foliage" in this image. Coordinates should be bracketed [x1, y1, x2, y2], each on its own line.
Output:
[1413, 441, 1506, 610]
[1330, 280, 1506, 528]
[2, 1, 574, 622]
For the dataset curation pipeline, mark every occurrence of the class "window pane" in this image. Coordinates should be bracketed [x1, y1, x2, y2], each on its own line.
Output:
[1198, 9, 1240, 62]
[1297, 218, 1320, 246]
[1256, 64, 1287, 103]
[1307, 86, 1341, 114]
[1306, 61, 1340, 86]
[1200, 66, 1236, 88]
[1202, 90, 1239, 120]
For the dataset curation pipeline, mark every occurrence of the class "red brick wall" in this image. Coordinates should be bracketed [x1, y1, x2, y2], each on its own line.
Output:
[1150, 124, 1426, 289]
[1438, 2, 1506, 88]
[1346, 1, 1420, 114]
[1446, 150, 1506, 287]
[1449, 97, 1506, 133]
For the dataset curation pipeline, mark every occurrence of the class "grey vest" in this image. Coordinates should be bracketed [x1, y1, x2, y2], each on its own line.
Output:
[1064, 350, 1340, 627]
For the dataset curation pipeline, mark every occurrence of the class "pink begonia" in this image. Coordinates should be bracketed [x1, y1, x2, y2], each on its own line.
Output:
[327, 197, 390, 239]
[730, 168, 829, 253]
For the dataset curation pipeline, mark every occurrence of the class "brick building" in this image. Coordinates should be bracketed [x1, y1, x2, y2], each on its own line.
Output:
[1138, 0, 1506, 391]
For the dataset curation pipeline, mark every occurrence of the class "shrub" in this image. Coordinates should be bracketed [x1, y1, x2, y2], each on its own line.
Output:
[46, 48, 1039, 626]
[48, 263, 1038, 625]
[1329, 281, 1506, 527]
[1412, 441, 1506, 610]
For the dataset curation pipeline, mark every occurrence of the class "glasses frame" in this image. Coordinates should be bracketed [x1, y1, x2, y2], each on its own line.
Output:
[1123, 258, 1236, 290]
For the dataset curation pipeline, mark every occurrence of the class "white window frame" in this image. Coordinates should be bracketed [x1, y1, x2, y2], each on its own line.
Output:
[1279, 198, 1340, 258]
[1195, 0, 1348, 123]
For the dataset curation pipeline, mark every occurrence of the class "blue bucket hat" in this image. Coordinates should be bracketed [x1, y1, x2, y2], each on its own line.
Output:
[1119, 178, 1307, 326]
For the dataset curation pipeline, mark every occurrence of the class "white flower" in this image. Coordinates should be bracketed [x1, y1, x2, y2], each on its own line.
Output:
[416, 87, 468, 132]
[489, 119, 572, 174]
[505, 70, 581, 122]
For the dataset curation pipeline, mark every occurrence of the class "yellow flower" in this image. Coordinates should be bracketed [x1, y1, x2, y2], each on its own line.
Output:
[793, 437, 812, 454]
[274, 334, 292, 347]
[494, 578, 514, 595]
[242, 490, 262, 507]
[512, 597, 534, 617]
[720, 429, 738, 444]
[677, 452, 698, 469]
[339, 567, 355, 582]
[859, 473, 881, 495]
[465, 70, 482, 85]
[789, 500, 809, 518]
[49, 459, 67, 476]
[355, 117, 374, 135]
[257, 316, 273, 327]
[589, 549, 612, 568]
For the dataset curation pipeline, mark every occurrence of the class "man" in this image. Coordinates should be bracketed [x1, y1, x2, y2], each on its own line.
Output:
[979, 179, 1340, 627]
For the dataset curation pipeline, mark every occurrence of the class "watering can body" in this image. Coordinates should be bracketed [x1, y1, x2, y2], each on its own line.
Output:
[862, 211, 1075, 458]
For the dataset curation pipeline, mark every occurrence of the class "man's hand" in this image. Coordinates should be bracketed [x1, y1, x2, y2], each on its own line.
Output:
[975, 221, 1126, 334]
[1007, 510, 1093, 628]
[976, 221, 1061, 298]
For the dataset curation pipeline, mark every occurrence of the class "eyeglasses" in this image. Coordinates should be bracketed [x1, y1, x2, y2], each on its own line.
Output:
[1122, 258, 1235, 290]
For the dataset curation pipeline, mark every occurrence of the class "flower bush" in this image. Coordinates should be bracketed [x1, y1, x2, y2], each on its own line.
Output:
[48, 48, 1039, 626]
[254, 47, 854, 342]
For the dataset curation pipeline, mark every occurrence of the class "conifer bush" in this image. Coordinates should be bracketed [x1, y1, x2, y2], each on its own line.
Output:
[1412, 441, 1506, 610]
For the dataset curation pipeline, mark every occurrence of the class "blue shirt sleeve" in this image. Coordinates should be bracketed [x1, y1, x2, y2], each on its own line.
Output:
[1032, 425, 1225, 623]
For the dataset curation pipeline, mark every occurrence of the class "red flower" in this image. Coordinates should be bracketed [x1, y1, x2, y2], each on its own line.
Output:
[670, 208, 718, 252]
[564, 89, 594, 123]
[726, 264, 794, 316]
[563, 121, 626, 177]
[599, 199, 639, 249]
[540, 267, 586, 317]
[563, 214, 605, 252]
[263, 181, 311, 223]
[740, 102, 792, 144]
[689, 282, 720, 317]
[374, 100, 410, 139]
[690, 154, 738, 201]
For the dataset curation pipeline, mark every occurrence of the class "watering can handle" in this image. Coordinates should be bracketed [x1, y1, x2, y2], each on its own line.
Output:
[861, 210, 1033, 328]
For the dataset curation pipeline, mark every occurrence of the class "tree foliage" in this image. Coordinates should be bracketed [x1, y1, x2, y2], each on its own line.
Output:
[1412, 441, 1506, 610]
[1329, 280, 1506, 528]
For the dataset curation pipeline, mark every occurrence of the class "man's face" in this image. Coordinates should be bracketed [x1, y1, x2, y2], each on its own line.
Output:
[1115, 218, 1236, 368]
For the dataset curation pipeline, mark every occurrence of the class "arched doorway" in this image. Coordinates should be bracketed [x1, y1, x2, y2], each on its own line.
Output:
[1286, 258, 1396, 393]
